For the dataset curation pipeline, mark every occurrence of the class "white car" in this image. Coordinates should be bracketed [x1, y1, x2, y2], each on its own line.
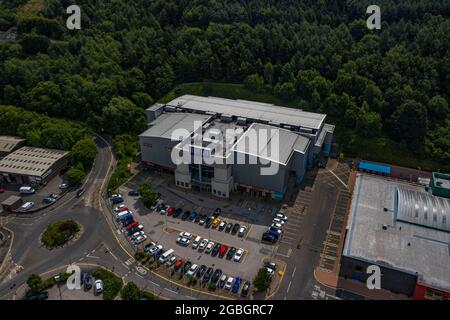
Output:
[233, 248, 244, 262]
[186, 264, 199, 276]
[276, 213, 288, 221]
[165, 255, 177, 267]
[205, 241, 215, 253]
[271, 222, 283, 230]
[266, 267, 275, 277]
[176, 237, 190, 246]
[134, 234, 147, 245]
[198, 239, 208, 251]
[178, 232, 192, 240]
[131, 231, 145, 240]
[148, 244, 162, 255]
[238, 225, 247, 237]
[224, 277, 234, 290]
[94, 279, 103, 295]
[192, 236, 201, 249]
[272, 218, 285, 225]
[21, 201, 34, 210]
[59, 183, 69, 190]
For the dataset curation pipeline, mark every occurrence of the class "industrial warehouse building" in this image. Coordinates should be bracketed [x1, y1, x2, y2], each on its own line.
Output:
[139, 95, 334, 200]
[341, 173, 450, 300]
[0, 146, 69, 186]
[0, 136, 26, 158]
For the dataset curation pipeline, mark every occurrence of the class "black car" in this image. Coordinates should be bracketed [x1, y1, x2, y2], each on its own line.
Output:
[262, 232, 278, 244]
[181, 210, 191, 220]
[156, 203, 164, 212]
[42, 197, 56, 204]
[204, 217, 213, 228]
[128, 190, 139, 196]
[84, 274, 92, 290]
[80, 272, 89, 285]
[225, 223, 233, 233]
[194, 214, 202, 223]
[155, 249, 165, 260]
[211, 269, 222, 284]
[202, 267, 214, 282]
[196, 265, 207, 278]
[231, 223, 240, 235]
[182, 261, 192, 274]
[26, 291, 49, 300]
[241, 281, 251, 297]
[211, 243, 221, 257]
[173, 208, 183, 218]
[76, 188, 85, 198]
[226, 247, 236, 260]
[213, 208, 221, 216]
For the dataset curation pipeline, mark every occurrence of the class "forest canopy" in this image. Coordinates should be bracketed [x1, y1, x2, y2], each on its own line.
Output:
[0, 0, 449, 165]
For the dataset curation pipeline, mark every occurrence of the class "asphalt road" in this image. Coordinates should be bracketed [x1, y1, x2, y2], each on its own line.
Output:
[0, 135, 220, 300]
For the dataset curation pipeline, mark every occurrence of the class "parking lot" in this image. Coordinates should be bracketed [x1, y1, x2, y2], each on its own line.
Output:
[110, 171, 286, 297]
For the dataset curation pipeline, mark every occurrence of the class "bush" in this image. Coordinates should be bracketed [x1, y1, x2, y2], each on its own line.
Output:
[141, 291, 156, 300]
[120, 282, 142, 300]
[253, 267, 272, 292]
[108, 159, 132, 192]
[41, 220, 80, 248]
[92, 268, 123, 300]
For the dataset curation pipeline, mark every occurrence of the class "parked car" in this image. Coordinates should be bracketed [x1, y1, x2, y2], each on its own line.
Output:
[202, 267, 214, 282]
[233, 248, 244, 262]
[154, 249, 165, 260]
[196, 265, 207, 278]
[178, 232, 192, 239]
[218, 274, 227, 288]
[58, 183, 68, 190]
[134, 234, 147, 245]
[131, 231, 145, 240]
[182, 261, 192, 274]
[188, 211, 197, 221]
[173, 208, 183, 218]
[83, 274, 93, 290]
[205, 241, 215, 254]
[211, 243, 221, 257]
[27, 291, 49, 300]
[205, 216, 214, 228]
[262, 232, 278, 243]
[128, 190, 139, 196]
[218, 221, 227, 231]
[224, 277, 234, 290]
[165, 255, 177, 267]
[264, 261, 277, 270]
[49, 193, 59, 199]
[20, 186, 35, 194]
[186, 264, 199, 276]
[111, 194, 123, 204]
[181, 210, 191, 220]
[238, 225, 247, 237]
[232, 277, 242, 294]
[266, 267, 275, 277]
[198, 239, 208, 251]
[21, 201, 34, 210]
[114, 205, 127, 213]
[94, 279, 104, 295]
[159, 205, 168, 215]
[126, 221, 139, 231]
[148, 244, 162, 256]
[269, 227, 282, 235]
[271, 222, 283, 230]
[42, 197, 56, 204]
[198, 214, 208, 225]
[144, 243, 156, 253]
[174, 259, 184, 271]
[76, 188, 85, 198]
[225, 223, 233, 233]
[214, 208, 221, 216]
[192, 236, 201, 249]
[211, 218, 221, 228]
[218, 244, 228, 258]
[166, 207, 175, 216]
[231, 223, 240, 235]
[226, 247, 236, 260]
[241, 281, 250, 297]
[272, 218, 285, 225]
[176, 236, 190, 246]
[194, 214, 202, 223]
[211, 269, 222, 284]
[276, 213, 288, 221]
[127, 224, 144, 235]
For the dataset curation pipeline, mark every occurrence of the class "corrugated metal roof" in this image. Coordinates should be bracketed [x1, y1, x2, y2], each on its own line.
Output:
[0, 136, 25, 153]
[396, 188, 450, 232]
[168, 95, 326, 130]
[139, 113, 211, 140]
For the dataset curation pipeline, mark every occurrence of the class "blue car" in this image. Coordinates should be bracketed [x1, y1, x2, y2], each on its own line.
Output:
[188, 211, 197, 221]
[231, 277, 242, 294]
[268, 228, 281, 238]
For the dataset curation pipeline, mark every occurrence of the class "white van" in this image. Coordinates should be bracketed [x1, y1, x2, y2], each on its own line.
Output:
[192, 236, 201, 249]
[19, 186, 35, 194]
[159, 248, 174, 263]
[116, 210, 131, 219]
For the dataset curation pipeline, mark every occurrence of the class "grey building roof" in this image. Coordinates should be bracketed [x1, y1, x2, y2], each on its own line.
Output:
[232, 123, 310, 165]
[0, 136, 25, 154]
[139, 113, 211, 140]
[0, 146, 68, 177]
[315, 123, 335, 147]
[396, 188, 450, 232]
[344, 174, 450, 292]
[167, 95, 326, 130]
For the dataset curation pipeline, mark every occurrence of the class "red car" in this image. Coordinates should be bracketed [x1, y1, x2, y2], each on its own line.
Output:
[126, 221, 139, 231]
[218, 244, 229, 258]
[167, 207, 175, 216]
[174, 259, 184, 271]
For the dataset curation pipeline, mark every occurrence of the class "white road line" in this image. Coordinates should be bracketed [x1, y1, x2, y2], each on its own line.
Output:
[291, 266, 297, 278]
[121, 263, 130, 270]
[165, 288, 178, 295]
[327, 169, 348, 188]
[286, 281, 292, 293]
[149, 280, 160, 287]
[134, 272, 144, 279]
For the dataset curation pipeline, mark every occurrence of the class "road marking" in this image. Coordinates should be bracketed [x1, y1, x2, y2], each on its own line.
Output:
[326, 168, 348, 188]
[134, 272, 144, 279]
[286, 281, 292, 293]
[121, 263, 130, 270]
[149, 280, 160, 287]
[165, 288, 178, 295]
[185, 295, 197, 300]
[291, 266, 296, 278]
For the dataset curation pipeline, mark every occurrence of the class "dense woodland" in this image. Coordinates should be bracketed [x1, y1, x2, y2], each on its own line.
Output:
[0, 0, 449, 167]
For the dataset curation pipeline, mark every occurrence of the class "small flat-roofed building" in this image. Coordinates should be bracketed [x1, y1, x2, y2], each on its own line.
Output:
[0, 136, 26, 158]
[431, 172, 450, 199]
[341, 173, 450, 299]
[0, 146, 69, 186]
[1, 195, 23, 211]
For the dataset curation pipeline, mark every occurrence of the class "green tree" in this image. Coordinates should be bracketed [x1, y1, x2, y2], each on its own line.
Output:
[139, 182, 157, 208]
[120, 282, 142, 300]
[70, 137, 97, 170]
[66, 163, 86, 186]
[27, 274, 43, 294]
[253, 267, 272, 292]
[101, 97, 146, 136]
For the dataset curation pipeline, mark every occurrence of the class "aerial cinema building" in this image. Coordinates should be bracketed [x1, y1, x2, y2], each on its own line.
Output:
[139, 95, 334, 200]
